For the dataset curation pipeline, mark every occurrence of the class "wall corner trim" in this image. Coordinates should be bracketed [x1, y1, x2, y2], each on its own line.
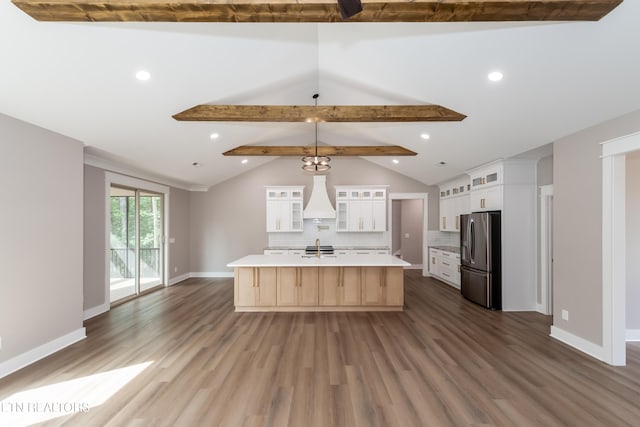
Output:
[626, 329, 640, 342]
[168, 273, 192, 286]
[550, 325, 604, 362]
[83, 303, 110, 320]
[0, 328, 86, 379]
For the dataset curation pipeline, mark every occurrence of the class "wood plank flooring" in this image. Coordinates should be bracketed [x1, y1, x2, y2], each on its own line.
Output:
[2, 271, 640, 426]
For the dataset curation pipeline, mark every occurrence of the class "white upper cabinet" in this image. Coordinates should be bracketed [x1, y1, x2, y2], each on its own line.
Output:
[335, 186, 387, 232]
[265, 186, 304, 232]
[439, 176, 470, 232]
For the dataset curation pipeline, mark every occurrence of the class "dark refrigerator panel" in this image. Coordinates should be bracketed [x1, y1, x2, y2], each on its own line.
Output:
[460, 211, 501, 310]
[460, 266, 501, 310]
[461, 213, 489, 272]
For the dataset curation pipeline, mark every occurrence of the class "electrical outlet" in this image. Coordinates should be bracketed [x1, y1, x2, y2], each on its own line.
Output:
[404, 233, 410, 239]
[174, 267, 178, 273]
[562, 309, 569, 321]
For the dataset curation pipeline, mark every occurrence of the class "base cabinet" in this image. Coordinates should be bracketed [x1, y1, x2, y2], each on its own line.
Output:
[429, 249, 461, 289]
[235, 266, 403, 311]
[361, 267, 404, 306]
[277, 267, 319, 306]
[235, 267, 277, 307]
[318, 267, 361, 306]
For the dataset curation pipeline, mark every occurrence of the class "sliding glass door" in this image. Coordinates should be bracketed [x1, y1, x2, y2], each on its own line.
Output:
[139, 191, 163, 292]
[109, 186, 164, 303]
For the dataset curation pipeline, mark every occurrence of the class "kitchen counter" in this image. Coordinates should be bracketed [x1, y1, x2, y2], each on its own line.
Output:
[429, 245, 460, 255]
[228, 254, 409, 312]
[228, 254, 409, 268]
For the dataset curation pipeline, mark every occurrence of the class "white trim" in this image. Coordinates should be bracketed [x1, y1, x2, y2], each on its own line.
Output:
[83, 303, 110, 320]
[190, 272, 234, 278]
[601, 131, 640, 157]
[85, 153, 208, 192]
[388, 193, 429, 277]
[539, 184, 553, 315]
[626, 330, 640, 342]
[602, 146, 629, 366]
[600, 130, 640, 363]
[404, 264, 423, 270]
[550, 326, 604, 362]
[0, 328, 86, 379]
[105, 171, 170, 195]
[168, 273, 191, 286]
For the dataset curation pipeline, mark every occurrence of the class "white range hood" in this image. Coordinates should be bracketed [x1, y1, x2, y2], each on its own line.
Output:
[303, 175, 336, 219]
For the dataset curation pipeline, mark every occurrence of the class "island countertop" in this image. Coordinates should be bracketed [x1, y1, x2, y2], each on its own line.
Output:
[227, 254, 411, 268]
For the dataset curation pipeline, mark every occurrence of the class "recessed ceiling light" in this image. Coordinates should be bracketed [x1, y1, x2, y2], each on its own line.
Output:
[421, 133, 430, 140]
[192, 162, 201, 167]
[392, 159, 399, 164]
[135, 70, 151, 81]
[209, 132, 219, 140]
[241, 159, 248, 164]
[488, 71, 504, 82]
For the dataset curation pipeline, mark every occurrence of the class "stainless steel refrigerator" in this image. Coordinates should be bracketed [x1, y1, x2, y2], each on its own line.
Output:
[460, 211, 501, 310]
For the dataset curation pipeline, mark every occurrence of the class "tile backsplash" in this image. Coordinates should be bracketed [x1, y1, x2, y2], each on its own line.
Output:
[428, 230, 460, 247]
[268, 218, 389, 248]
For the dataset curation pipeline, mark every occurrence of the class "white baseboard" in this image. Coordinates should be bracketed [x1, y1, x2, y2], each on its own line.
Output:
[0, 328, 86, 379]
[626, 329, 640, 342]
[190, 272, 234, 278]
[550, 325, 604, 361]
[83, 303, 110, 320]
[168, 272, 191, 286]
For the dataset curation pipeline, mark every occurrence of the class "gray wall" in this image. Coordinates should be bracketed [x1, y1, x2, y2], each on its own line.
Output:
[626, 151, 640, 330]
[553, 108, 640, 346]
[391, 200, 401, 255]
[190, 157, 436, 273]
[84, 165, 106, 310]
[400, 199, 424, 265]
[169, 187, 191, 279]
[83, 164, 191, 311]
[0, 113, 84, 364]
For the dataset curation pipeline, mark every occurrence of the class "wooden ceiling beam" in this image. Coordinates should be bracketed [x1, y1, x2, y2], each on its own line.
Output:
[173, 105, 466, 122]
[223, 145, 417, 156]
[12, 0, 623, 23]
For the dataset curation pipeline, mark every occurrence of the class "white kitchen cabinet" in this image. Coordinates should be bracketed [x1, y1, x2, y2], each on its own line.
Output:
[264, 249, 287, 255]
[439, 176, 471, 232]
[470, 186, 503, 212]
[265, 186, 304, 232]
[335, 186, 387, 232]
[429, 248, 461, 289]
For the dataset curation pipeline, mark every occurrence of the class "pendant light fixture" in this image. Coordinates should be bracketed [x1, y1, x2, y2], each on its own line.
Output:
[302, 93, 331, 172]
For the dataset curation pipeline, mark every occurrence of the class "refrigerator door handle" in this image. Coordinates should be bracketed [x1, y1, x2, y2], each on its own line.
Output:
[469, 218, 475, 263]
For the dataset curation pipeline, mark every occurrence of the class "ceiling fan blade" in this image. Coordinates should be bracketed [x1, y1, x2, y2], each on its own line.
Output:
[337, 0, 362, 19]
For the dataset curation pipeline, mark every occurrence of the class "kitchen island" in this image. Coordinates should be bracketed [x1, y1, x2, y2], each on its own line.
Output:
[227, 254, 410, 312]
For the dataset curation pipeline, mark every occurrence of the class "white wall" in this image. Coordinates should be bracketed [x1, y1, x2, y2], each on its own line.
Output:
[553, 108, 640, 346]
[626, 151, 640, 330]
[190, 157, 436, 273]
[0, 113, 84, 370]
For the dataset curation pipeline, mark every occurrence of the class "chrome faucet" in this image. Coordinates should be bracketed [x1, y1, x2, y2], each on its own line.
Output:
[315, 238, 321, 258]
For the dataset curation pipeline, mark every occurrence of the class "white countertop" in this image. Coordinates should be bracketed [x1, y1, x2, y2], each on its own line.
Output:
[227, 254, 411, 268]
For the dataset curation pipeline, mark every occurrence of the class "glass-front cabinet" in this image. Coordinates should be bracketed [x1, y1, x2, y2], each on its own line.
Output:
[265, 186, 304, 232]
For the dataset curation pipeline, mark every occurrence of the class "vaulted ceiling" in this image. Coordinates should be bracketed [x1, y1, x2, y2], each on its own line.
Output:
[1, 1, 639, 190]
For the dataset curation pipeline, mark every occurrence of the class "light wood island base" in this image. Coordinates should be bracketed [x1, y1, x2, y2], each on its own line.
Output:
[233, 265, 404, 312]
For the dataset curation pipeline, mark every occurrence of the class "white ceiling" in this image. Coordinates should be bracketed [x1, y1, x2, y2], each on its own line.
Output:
[1, 2, 639, 190]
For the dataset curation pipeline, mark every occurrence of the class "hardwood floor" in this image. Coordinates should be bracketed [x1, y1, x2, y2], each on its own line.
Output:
[2, 271, 640, 426]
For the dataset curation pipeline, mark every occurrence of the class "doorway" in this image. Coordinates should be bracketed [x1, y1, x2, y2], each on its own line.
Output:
[388, 193, 429, 276]
[109, 186, 164, 303]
